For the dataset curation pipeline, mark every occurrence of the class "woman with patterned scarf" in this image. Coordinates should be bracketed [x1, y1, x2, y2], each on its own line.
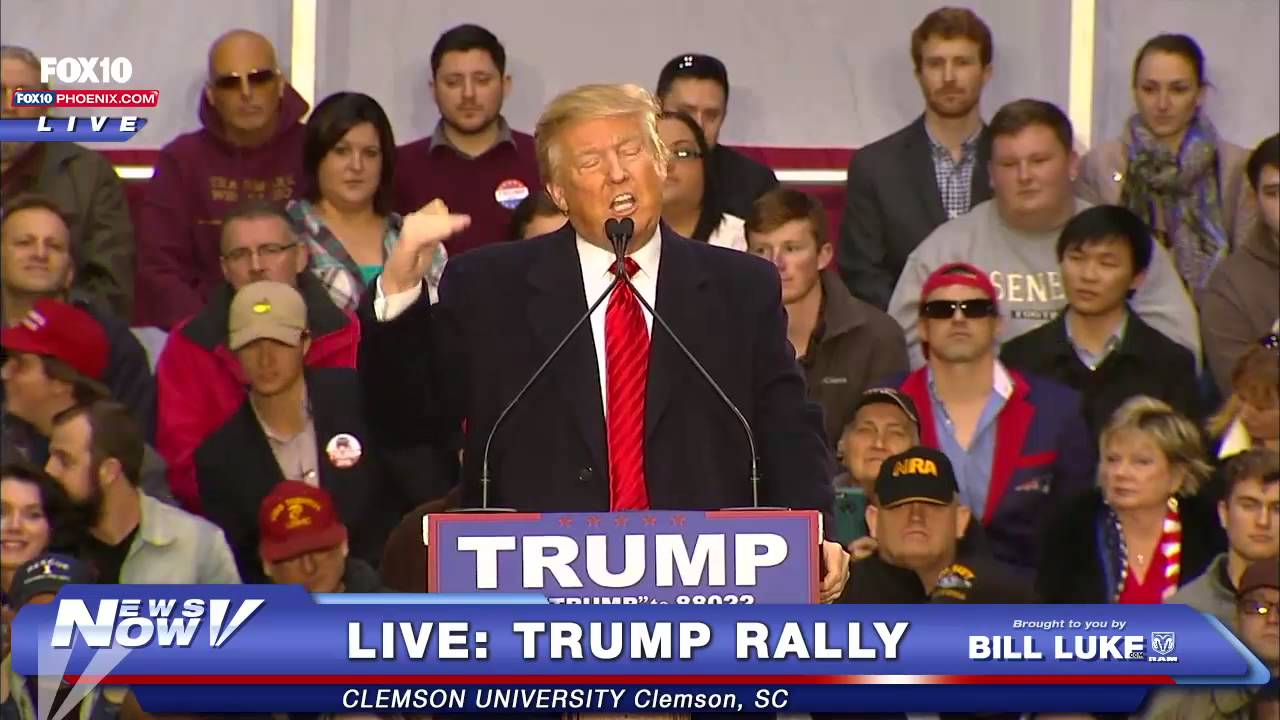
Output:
[1079, 33, 1256, 292]
[1036, 396, 1224, 604]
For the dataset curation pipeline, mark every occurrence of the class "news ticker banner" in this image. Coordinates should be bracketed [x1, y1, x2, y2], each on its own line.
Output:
[426, 509, 821, 603]
[12, 586, 1270, 715]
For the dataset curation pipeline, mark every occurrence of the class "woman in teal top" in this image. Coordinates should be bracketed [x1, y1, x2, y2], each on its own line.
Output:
[288, 92, 446, 312]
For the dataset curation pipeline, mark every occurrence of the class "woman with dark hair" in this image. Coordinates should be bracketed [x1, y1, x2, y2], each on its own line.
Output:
[1078, 33, 1255, 291]
[656, 111, 746, 250]
[288, 92, 447, 311]
[1, 462, 84, 604]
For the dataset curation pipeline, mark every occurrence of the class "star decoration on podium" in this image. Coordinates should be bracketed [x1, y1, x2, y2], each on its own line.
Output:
[671, 515, 686, 526]
[558, 516, 573, 527]
[586, 516, 601, 527]
[614, 516, 629, 527]
[643, 516, 658, 526]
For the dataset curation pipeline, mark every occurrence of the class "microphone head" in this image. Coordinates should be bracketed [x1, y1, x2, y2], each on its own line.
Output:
[604, 218, 621, 240]
[619, 217, 635, 238]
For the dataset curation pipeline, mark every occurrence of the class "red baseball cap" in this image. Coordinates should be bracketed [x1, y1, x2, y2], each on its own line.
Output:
[919, 262, 1000, 313]
[0, 299, 109, 380]
[258, 480, 348, 563]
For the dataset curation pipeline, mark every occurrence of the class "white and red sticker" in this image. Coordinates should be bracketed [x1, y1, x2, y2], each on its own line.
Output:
[494, 178, 530, 209]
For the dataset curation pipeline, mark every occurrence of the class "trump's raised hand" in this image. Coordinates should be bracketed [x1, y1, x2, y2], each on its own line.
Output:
[383, 200, 470, 295]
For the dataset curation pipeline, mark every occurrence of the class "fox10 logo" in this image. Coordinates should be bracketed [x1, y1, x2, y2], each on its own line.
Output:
[51, 597, 264, 649]
[0, 56, 153, 143]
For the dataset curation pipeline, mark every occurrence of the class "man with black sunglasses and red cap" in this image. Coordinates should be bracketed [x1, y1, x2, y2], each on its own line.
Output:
[890, 262, 1095, 572]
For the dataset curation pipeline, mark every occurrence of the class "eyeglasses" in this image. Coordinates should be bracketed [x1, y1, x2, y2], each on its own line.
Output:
[920, 299, 997, 320]
[670, 148, 703, 161]
[222, 242, 298, 263]
[209, 68, 280, 92]
[1240, 599, 1279, 618]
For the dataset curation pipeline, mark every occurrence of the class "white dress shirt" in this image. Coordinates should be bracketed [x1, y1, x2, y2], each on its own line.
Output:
[375, 226, 662, 417]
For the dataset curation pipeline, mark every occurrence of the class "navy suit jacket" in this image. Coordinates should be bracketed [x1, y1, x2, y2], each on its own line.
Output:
[359, 223, 835, 520]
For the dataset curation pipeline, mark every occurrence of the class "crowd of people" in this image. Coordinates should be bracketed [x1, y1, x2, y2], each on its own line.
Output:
[1, 6, 1278, 719]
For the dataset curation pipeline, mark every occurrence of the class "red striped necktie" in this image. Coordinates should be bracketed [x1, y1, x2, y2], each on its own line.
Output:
[605, 257, 650, 511]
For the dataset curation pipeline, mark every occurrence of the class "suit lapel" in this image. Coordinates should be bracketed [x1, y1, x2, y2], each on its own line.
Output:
[986, 371, 1034, 525]
[905, 117, 947, 228]
[645, 230, 711, 443]
[311, 376, 356, 499]
[234, 403, 286, 492]
[526, 227, 608, 473]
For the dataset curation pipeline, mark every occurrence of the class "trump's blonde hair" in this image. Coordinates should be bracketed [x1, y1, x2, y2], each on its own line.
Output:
[1101, 395, 1211, 496]
[535, 83, 669, 185]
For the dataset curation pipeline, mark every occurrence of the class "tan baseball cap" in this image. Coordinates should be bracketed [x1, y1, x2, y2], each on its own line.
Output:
[228, 281, 307, 351]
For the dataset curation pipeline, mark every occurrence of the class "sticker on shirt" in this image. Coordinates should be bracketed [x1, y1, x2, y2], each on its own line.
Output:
[494, 178, 529, 209]
[325, 433, 363, 469]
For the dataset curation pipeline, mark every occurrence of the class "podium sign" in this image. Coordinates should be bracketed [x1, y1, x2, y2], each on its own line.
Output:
[425, 510, 820, 604]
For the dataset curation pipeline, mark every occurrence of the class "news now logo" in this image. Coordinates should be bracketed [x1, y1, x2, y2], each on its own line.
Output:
[52, 597, 264, 648]
[35, 598, 263, 720]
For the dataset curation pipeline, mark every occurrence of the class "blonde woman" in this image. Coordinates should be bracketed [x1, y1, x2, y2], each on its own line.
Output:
[1036, 396, 1222, 603]
[1208, 342, 1280, 459]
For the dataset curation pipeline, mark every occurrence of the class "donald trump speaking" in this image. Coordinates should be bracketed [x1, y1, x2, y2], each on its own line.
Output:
[360, 83, 849, 601]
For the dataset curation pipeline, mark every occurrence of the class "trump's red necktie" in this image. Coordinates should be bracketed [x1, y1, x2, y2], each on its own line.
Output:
[605, 257, 650, 510]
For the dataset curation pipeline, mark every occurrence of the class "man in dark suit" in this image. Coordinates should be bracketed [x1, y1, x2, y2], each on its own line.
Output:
[196, 281, 408, 583]
[362, 83, 849, 601]
[837, 8, 995, 309]
[655, 54, 778, 219]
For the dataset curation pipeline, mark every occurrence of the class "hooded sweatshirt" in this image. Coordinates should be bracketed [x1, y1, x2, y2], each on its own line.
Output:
[135, 86, 309, 328]
[887, 198, 1202, 368]
[1199, 223, 1280, 396]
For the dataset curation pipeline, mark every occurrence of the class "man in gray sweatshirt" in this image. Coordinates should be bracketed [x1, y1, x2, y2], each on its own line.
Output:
[887, 99, 1200, 369]
[1171, 448, 1278, 629]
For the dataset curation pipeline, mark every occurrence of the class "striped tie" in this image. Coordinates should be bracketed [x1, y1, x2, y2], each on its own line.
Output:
[605, 257, 650, 510]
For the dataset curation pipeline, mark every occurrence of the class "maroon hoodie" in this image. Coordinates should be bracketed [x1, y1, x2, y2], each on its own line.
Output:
[134, 87, 308, 328]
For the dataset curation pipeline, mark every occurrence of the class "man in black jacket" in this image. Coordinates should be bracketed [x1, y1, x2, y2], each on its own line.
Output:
[1000, 205, 1200, 435]
[362, 83, 849, 601]
[836, 8, 995, 309]
[196, 281, 405, 583]
[655, 54, 777, 219]
[839, 446, 1035, 603]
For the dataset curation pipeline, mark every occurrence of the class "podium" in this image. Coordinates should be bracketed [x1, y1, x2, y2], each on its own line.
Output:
[423, 509, 821, 603]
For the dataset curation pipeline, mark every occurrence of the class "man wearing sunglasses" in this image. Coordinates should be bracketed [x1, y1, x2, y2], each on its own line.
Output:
[886, 99, 1200, 370]
[1141, 558, 1279, 719]
[1172, 451, 1278, 629]
[137, 29, 308, 329]
[891, 262, 1095, 572]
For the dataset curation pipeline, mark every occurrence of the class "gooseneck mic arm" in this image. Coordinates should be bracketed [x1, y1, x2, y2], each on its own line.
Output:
[605, 218, 762, 507]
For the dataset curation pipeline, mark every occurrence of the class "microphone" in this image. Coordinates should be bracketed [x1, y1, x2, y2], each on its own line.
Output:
[606, 218, 763, 507]
[478, 238, 623, 509]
